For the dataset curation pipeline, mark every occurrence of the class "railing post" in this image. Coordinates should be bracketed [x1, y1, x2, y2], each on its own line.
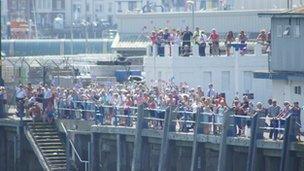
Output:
[158, 107, 172, 171]
[246, 113, 259, 171]
[191, 108, 204, 171]
[152, 44, 158, 57]
[280, 115, 296, 171]
[131, 104, 145, 171]
[217, 109, 233, 171]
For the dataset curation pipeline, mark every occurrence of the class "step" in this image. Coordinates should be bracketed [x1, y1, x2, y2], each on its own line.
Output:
[40, 145, 65, 149]
[38, 142, 63, 146]
[50, 167, 66, 171]
[49, 164, 67, 170]
[34, 135, 60, 139]
[32, 132, 59, 136]
[30, 128, 57, 132]
[28, 125, 54, 129]
[36, 139, 61, 143]
[46, 156, 67, 160]
[44, 152, 66, 157]
[41, 148, 65, 152]
[47, 160, 66, 165]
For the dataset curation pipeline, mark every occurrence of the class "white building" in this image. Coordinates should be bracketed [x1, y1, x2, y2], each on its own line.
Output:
[116, 10, 275, 34]
[143, 43, 272, 104]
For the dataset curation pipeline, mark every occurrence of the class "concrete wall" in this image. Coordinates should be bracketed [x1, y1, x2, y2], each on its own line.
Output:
[143, 44, 272, 104]
[0, 126, 43, 171]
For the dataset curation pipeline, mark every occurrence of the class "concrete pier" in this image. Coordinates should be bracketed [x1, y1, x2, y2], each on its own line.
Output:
[1, 115, 304, 171]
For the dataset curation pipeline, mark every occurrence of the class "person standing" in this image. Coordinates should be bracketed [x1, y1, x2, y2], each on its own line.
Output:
[16, 84, 27, 119]
[225, 31, 235, 56]
[199, 30, 208, 56]
[267, 100, 281, 140]
[182, 26, 193, 47]
[291, 102, 302, 141]
[0, 87, 6, 118]
[208, 28, 220, 56]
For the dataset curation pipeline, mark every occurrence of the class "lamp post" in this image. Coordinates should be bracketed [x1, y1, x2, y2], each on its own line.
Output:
[187, 0, 195, 32]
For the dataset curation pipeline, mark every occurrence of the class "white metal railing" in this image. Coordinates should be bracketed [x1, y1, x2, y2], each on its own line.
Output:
[61, 122, 89, 171]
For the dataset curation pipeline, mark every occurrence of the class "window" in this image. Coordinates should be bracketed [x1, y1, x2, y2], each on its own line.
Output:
[86, 3, 89, 12]
[295, 86, 301, 95]
[243, 71, 253, 92]
[108, 3, 113, 13]
[117, 2, 122, 12]
[294, 25, 300, 38]
[203, 71, 212, 90]
[276, 25, 283, 37]
[221, 71, 230, 91]
[283, 25, 291, 37]
[128, 1, 137, 11]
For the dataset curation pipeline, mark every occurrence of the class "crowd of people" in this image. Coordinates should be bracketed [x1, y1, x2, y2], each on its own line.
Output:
[149, 26, 271, 57]
[0, 80, 302, 141]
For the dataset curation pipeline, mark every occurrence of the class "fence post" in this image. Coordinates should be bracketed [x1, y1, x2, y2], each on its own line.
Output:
[217, 109, 233, 171]
[191, 108, 204, 171]
[131, 104, 144, 171]
[158, 107, 172, 171]
[280, 115, 296, 171]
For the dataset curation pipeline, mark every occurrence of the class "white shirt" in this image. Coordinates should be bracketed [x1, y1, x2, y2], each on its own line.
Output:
[199, 34, 208, 44]
[16, 87, 26, 99]
[43, 88, 52, 99]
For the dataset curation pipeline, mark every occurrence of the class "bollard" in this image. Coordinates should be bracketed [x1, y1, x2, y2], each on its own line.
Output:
[164, 44, 171, 57]
[171, 45, 179, 57]
[152, 44, 158, 57]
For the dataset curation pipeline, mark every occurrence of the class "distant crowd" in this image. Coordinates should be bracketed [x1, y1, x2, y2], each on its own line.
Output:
[149, 26, 271, 56]
[0, 79, 302, 141]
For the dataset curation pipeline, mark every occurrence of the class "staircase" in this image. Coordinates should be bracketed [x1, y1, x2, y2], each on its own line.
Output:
[25, 121, 67, 171]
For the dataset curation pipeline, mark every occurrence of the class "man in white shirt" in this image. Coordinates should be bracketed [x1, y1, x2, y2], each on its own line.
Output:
[43, 85, 52, 111]
[15, 84, 26, 118]
[206, 83, 217, 99]
[199, 30, 208, 56]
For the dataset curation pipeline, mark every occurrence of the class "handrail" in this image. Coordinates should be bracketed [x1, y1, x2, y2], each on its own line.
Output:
[60, 123, 89, 170]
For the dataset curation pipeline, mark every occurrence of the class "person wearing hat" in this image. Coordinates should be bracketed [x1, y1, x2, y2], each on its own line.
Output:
[199, 30, 207, 56]
[291, 102, 302, 141]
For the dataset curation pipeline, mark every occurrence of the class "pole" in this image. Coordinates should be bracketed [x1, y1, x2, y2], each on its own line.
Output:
[85, 0, 88, 55]
[192, 4, 194, 32]
[0, 52, 4, 86]
[234, 47, 240, 96]
[70, 0, 74, 54]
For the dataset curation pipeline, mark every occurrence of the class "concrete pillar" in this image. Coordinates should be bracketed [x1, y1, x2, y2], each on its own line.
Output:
[165, 44, 171, 57]
[192, 45, 199, 57]
[171, 45, 179, 57]
[152, 44, 158, 57]
[146, 45, 152, 56]
[218, 109, 233, 171]
[0, 127, 7, 171]
[254, 43, 262, 56]
[158, 107, 173, 171]
[117, 134, 128, 171]
[131, 105, 145, 171]
[191, 108, 204, 171]
[90, 133, 100, 171]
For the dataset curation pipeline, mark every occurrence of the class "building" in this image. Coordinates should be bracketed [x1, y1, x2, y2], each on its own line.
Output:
[256, 7, 304, 106]
[143, 43, 272, 104]
[1, 0, 8, 34]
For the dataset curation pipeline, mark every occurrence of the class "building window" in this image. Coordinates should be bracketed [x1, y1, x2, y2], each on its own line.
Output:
[86, 3, 89, 12]
[117, 2, 122, 12]
[283, 25, 291, 37]
[295, 86, 301, 95]
[96, 4, 103, 12]
[128, 1, 137, 11]
[221, 71, 230, 91]
[243, 71, 253, 93]
[276, 25, 283, 38]
[294, 25, 300, 38]
[203, 71, 212, 90]
[108, 3, 113, 13]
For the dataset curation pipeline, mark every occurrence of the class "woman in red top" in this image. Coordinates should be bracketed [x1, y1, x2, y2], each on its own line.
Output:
[208, 28, 220, 56]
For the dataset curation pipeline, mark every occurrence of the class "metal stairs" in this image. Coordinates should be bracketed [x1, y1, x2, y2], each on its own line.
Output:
[24, 121, 67, 171]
